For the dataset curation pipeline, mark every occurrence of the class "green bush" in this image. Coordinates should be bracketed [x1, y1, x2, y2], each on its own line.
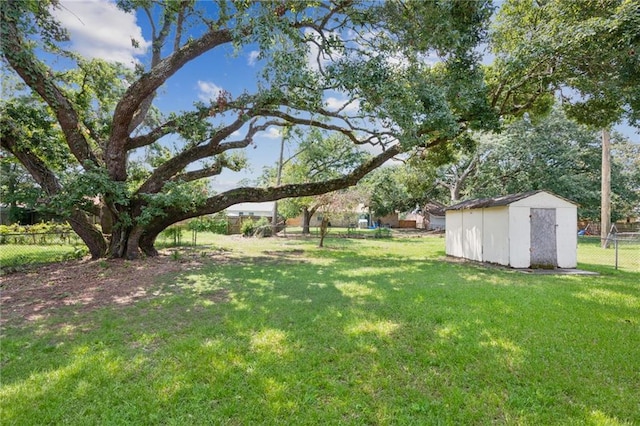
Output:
[187, 214, 227, 235]
[208, 217, 228, 235]
[0, 222, 75, 245]
[240, 219, 256, 237]
[240, 217, 272, 237]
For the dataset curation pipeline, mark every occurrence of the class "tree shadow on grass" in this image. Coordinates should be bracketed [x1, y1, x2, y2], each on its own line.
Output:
[2, 243, 639, 425]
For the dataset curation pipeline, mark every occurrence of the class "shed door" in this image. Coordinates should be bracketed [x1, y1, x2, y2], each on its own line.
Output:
[530, 208, 557, 268]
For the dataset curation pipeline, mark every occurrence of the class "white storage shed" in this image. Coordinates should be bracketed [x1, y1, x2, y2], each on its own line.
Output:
[445, 190, 577, 268]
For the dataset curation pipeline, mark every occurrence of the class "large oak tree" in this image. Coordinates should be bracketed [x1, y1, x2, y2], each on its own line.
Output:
[1, 0, 496, 259]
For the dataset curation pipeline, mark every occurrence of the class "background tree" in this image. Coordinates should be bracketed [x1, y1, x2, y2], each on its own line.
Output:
[271, 129, 369, 234]
[470, 111, 639, 221]
[355, 0, 640, 227]
[358, 165, 414, 219]
[415, 107, 640, 221]
[491, 0, 640, 128]
[314, 188, 365, 248]
[1, 0, 496, 259]
[0, 156, 41, 224]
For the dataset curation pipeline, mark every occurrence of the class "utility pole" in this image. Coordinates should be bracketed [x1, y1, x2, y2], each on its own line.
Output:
[271, 132, 286, 233]
[601, 128, 611, 248]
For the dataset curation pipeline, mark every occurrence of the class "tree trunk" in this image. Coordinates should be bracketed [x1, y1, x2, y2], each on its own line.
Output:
[302, 207, 311, 235]
[68, 210, 107, 259]
[100, 203, 114, 235]
[139, 231, 160, 257]
[125, 226, 145, 259]
[450, 184, 461, 203]
[318, 217, 329, 248]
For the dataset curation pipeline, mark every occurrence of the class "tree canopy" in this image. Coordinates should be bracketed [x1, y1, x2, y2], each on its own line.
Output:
[399, 107, 640, 221]
[1, 0, 496, 258]
[264, 129, 369, 233]
[3, 0, 636, 260]
[491, 0, 640, 128]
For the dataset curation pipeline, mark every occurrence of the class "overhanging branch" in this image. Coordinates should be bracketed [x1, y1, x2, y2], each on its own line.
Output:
[135, 119, 273, 195]
[143, 143, 403, 236]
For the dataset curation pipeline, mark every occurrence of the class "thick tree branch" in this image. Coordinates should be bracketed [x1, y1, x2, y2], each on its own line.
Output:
[169, 164, 223, 184]
[126, 106, 220, 151]
[126, 122, 175, 151]
[108, 27, 236, 180]
[254, 108, 391, 146]
[135, 119, 271, 195]
[1, 128, 105, 257]
[1, 132, 61, 196]
[128, 3, 184, 134]
[142, 143, 402, 238]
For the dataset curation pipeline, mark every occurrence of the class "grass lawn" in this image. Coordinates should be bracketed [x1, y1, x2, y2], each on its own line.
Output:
[577, 236, 640, 272]
[1, 235, 639, 425]
[0, 243, 87, 273]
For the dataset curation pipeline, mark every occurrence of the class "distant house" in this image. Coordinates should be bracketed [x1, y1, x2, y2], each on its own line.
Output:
[423, 201, 446, 230]
[404, 201, 446, 230]
[287, 204, 398, 229]
[226, 202, 274, 218]
[224, 202, 275, 234]
[445, 190, 577, 269]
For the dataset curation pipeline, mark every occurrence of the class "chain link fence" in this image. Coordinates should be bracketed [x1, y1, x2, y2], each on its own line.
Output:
[578, 234, 640, 272]
[2, 229, 638, 274]
[0, 231, 87, 273]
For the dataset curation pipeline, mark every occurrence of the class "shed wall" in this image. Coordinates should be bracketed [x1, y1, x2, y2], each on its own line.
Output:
[510, 191, 575, 209]
[445, 211, 464, 258]
[447, 191, 577, 268]
[481, 207, 510, 265]
[508, 206, 532, 268]
[462, 209, 483, 261]
[556, 207, 577, 268]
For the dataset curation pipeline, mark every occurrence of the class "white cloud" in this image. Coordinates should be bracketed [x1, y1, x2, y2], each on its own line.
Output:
[197, 80, 224, 102]
[248, 50, 260, 66]
[325, 96, 360, 113]
[263, 127, 282, 139]
[51, 0, 150, 67]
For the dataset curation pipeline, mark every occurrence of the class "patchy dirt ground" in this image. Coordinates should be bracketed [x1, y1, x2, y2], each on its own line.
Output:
[0, 252, 215, 327]
[1, 231, 438, 327]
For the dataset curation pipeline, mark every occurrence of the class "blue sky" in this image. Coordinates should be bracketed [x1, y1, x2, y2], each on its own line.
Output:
[50, 0, 304, 190]
[49, 0, 639, 191]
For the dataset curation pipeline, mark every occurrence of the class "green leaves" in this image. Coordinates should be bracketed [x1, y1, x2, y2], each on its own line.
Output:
[2, 0, 501, 256]
[46, 163, 129, 218]
[492, 0, 640, 127]
[137, 180, 208, 226]
[0, 96, 72, 171]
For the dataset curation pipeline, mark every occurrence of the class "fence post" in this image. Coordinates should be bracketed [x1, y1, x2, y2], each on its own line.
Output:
[614, 235, 618, 270]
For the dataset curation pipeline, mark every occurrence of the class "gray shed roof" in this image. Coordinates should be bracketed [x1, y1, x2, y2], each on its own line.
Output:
[446, 190, 576, 211]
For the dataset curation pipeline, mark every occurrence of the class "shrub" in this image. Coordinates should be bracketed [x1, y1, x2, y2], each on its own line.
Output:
[0, 222, 75, 245]
[188, 214, 228, 235]
[240, 219, 256, 237]
[254, 217, 272, 238]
